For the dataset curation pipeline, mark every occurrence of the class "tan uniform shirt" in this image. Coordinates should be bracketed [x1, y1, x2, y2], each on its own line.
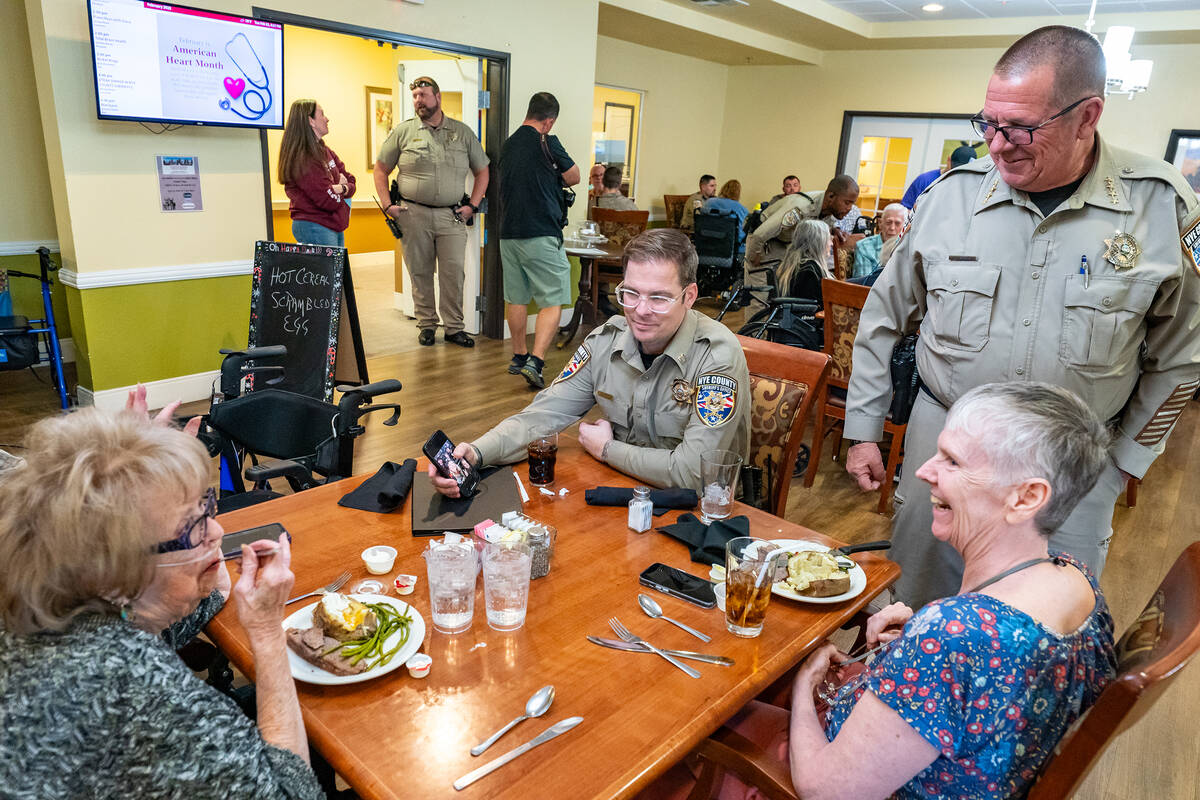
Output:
[845, 136, 1200, 477]
[680, 192, 705, 232]
[746, 192, 818, 264]
[597, 193, 638, 211]
[376, 116, 488, 207]
[472, 310, 751, 490]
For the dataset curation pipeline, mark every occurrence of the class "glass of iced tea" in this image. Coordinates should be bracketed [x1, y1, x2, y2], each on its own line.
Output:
[724, 537, 781, 638]
[526, 430, 558, 486]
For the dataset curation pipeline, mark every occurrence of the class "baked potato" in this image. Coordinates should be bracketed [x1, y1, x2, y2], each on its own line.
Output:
[784, 551, 851, 597]
[313, 593, 379, 642]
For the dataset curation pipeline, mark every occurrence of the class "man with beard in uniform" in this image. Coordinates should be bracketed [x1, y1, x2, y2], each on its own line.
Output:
[843, 25, 1200, 608]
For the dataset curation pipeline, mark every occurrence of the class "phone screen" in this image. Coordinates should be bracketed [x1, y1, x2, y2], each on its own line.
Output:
[432, 439, 466, 483]
[221, 522, 290, 559]
[639, 563, 716, 608]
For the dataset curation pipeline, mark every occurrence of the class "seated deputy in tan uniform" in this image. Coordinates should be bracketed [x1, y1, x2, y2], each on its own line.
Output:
[429, 228, 750, 494]
[373, 76, 489, 348]
[679, 174, 717, 233]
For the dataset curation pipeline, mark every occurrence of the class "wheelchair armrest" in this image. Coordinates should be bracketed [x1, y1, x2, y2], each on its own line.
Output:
[768, 297, 820, 313]
[336, 378, 402, 401]
[245, 459, 318, 489]
[219, 345, 288, 360]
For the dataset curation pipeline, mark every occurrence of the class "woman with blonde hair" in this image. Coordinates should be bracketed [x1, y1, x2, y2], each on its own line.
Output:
[279, 98, 356, 246]
[0, 408, 322, 798]
[776, 218, 831, 305]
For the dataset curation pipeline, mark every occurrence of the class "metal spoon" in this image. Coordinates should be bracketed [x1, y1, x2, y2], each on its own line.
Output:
[469, 685, 555, 757]
[637, 593, 712, 643]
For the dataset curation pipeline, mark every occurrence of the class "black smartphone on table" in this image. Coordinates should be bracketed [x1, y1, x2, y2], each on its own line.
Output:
[639, 563, 717, 609]
[221, 522, 291, 560]
[422, 429, 480, 498]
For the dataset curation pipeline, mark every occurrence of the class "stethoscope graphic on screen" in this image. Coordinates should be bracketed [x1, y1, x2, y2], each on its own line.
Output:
[219, 32, 273, 121]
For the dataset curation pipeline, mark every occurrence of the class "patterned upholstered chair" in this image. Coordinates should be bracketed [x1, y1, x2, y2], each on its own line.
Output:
[663, 194, 690, 228]
[683, 542, 1200, 800]
[591, 207, 650, 289]
[803, 278, 906, 513]
[737, 334, 830, 517]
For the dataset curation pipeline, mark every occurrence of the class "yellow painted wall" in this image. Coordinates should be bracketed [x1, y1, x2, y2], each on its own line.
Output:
[718, 43, 1200, 207]
[592, 84, 640, 197]
[595, 35, 728, 220]
[2, 0, 56, 243]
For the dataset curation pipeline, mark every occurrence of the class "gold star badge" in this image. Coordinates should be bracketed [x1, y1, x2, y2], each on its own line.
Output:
[1103, 232, 1141, 270]
[671, 379, 694, 404]
[1104, 176, 1119, 205]
[983, 179, 998, 203]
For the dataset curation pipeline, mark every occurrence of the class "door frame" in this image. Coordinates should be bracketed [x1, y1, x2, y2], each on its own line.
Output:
[834, 110, 975, 176]
[251, 7, 510, 337]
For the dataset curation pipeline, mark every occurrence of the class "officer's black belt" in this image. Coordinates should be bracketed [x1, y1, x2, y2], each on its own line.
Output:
[917, 379, 949, 410]
[399, 195, 459, 210]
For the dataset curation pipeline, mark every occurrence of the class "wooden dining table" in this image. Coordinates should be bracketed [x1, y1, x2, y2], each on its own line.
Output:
[207, 438, 899, 799]
[558, 239, 625, 346]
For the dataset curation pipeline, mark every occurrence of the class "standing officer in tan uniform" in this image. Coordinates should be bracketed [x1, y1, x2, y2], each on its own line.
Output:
[844, 26, 1200, 608]
[744, 176, 859, 289]
[429, 228, 750, 493]
[373, 76, 489, 347]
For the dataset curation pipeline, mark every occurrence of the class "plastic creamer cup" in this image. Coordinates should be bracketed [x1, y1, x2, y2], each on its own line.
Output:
[406, 653, 432, 679]
[362, 546, 397, 575]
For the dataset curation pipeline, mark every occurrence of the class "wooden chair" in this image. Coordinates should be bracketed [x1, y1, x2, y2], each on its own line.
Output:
[831, 233, 865, 281]
[802, 278, 905, 514]
[663, 194, 690, 228]
[591, 207, 650, 286]
[737, 335, 831, 517]
[686, 541, 1200, 800]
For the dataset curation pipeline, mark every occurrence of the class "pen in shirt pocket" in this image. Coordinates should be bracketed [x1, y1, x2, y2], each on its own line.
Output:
[1080, 255, 1089, 289]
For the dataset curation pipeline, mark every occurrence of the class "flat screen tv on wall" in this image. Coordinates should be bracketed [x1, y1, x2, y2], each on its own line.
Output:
[87, 0, 284, 129]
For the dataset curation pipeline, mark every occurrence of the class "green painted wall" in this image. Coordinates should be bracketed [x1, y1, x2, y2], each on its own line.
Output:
[1, 252, 71, 338]
[64, 285, 90, 389]
[77, 275, 252, 391]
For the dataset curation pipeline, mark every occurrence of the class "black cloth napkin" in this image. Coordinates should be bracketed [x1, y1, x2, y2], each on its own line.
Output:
[655, 513, 750, 566]
[338, 459, 417, 513]
[584, 486, 698, 517]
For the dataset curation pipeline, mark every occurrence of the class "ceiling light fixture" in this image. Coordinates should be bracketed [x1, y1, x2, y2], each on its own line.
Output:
[921, 3, 944, 11]
[1084, 0, 1152, 97]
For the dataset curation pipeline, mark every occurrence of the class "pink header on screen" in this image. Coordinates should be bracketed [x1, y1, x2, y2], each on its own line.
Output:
[142, 2, 282, 29]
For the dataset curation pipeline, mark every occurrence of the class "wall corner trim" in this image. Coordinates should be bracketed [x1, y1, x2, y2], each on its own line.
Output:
[0, 240, 61, 256]
[59, 260, 254, 290]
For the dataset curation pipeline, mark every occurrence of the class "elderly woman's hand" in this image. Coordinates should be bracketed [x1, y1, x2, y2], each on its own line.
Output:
[792, 642, 842, 697]
[125, 384, 202, 437]
[865, 602, 913, 647]
[232, 534, 295, 641]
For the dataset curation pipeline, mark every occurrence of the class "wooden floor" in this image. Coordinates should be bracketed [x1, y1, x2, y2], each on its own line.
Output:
[2, 299, 1198, 799]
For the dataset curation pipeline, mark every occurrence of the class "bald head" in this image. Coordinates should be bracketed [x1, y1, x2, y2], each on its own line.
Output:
[994, 25, 1106, 106]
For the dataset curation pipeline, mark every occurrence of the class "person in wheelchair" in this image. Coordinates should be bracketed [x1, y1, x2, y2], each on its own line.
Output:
[700, 179, 749, 254]
[776, 219, 833, 307]
[0, 408, 323, 798]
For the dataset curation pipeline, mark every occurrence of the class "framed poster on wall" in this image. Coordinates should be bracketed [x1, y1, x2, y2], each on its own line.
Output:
[366, 86, 394, 172]
[1165, 129, 1200, 198]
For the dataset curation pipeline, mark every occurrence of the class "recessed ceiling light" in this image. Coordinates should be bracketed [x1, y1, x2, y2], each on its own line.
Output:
[922, 3, 944, 11]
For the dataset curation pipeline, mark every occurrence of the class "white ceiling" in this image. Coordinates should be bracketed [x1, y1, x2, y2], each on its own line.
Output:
[823, 0, 1200, 23]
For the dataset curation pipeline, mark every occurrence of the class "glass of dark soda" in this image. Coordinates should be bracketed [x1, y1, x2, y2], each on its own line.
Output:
[526, 430, 558, 486]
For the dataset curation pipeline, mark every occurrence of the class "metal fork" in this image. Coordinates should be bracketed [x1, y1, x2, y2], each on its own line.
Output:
[286, 570, 352, 604]
[609, 617, 701, 679]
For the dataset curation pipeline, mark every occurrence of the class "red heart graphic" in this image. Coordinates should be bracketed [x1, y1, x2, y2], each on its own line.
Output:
[223, 77, 245, 99]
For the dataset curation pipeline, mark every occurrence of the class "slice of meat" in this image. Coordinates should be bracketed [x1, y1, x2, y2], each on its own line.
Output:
[286, 626, 369, 676]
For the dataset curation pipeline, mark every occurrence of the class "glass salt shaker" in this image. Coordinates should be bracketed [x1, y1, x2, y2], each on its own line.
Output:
[628, 486, 653, 532]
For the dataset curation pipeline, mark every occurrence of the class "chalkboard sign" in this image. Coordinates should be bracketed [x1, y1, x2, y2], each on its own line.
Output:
[247, 241, 367, 401]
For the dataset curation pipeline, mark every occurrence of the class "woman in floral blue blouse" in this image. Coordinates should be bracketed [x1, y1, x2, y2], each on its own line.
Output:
[649, 382, 1119, 799]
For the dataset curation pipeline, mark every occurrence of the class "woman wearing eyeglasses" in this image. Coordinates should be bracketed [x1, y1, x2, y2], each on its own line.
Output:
[279, 98, 355, 247]
[0, 409, 323, 798]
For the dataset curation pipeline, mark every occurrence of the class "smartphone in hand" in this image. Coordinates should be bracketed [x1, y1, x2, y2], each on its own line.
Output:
[422, 429, 480, 498]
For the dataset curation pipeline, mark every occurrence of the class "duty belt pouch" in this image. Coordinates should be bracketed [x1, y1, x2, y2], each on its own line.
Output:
[888, 334, 920, 425]
[0, 317, 38, 371]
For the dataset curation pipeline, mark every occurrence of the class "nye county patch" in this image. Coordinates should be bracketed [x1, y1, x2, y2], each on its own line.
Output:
[694, 373, 738, 428]
[553, 345, 590, 385]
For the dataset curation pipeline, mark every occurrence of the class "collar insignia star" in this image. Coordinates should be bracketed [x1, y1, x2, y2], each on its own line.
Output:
[1103, 232, 1141, 270]
[1104, 176, 1119, 205]
[982, 179, 998, 203]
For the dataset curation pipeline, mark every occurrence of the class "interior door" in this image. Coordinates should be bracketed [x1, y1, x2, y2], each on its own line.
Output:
[393, 57, 483, 334]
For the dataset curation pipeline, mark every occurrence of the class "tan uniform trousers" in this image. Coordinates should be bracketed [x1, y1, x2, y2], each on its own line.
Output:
[889, 390, 1127, 608]
[397, 203, 467, 334]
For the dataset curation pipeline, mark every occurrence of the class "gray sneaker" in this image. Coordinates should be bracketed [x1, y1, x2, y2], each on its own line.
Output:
[519, 361, 545, 390]
[508, 354, 528, 375]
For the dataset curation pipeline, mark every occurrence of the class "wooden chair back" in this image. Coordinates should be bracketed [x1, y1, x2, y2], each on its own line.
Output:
[590, 207, 650, 249]
[831, 234, 864, 281]
[663, 194, 690, 228]
[737, 335, 831, 517]
[1028, 541, 1200, 798]
[820, 278, 870, 389]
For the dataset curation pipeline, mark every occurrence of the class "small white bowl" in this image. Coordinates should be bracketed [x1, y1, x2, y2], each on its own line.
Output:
[406, 652, 432, 679]
[713, 582, 726, 612]
[361, 545, 397, 575]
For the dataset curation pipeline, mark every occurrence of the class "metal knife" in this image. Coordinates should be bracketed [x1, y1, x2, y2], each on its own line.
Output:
[453, 716, 584, 791]
[586, 635, 734, 666]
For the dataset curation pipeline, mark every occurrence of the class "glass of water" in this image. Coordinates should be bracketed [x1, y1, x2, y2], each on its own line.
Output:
[423, 540, 478, 634]
[482, 539, 533, 632]
[700, 449, 743, 523]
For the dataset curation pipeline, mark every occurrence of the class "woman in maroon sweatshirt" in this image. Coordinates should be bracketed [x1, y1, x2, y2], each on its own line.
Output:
[278, 99, 356, 247]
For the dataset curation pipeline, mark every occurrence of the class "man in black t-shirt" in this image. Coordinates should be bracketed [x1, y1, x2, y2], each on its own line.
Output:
[498, 92, 582, 389]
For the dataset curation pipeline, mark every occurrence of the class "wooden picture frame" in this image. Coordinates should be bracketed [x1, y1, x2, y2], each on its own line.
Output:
[365, 86, 394, 173]
[1165, 129, 1200, 197]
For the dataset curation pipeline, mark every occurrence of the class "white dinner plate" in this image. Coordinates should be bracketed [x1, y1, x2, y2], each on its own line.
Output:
[282, 593, 425, 685]
[749, 539, 867, 605]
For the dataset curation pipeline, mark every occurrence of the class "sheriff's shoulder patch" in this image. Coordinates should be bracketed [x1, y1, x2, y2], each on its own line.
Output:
[694, 373, 738, 428]
[1182, 208, 1200, 278]
[552, 345, 590, 385]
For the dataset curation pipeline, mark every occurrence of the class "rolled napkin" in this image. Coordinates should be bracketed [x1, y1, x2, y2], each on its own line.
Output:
[338, 459, 417, 513]
[584, 486, 698, 516]
[655, 513, 751, 566]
